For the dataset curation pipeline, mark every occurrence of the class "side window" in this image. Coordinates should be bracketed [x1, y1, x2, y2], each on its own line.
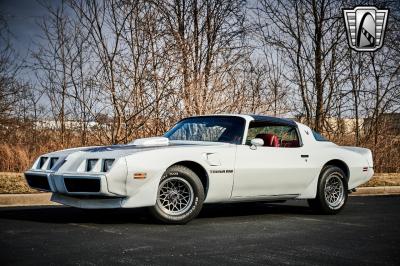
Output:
[246, 122, 300, 148]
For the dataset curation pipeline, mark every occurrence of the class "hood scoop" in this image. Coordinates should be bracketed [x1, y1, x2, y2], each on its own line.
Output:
[132, 137, 169, 147]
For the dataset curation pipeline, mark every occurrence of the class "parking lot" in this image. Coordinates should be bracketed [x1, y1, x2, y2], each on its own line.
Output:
[0, 196, 399, 265]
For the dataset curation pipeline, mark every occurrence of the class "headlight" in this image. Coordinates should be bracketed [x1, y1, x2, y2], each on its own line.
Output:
[86, 159, 98, 171]
[103, 159, 115, 172]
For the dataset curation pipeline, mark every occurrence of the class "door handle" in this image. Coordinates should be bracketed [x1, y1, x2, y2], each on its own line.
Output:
[301, 155, 309, 158]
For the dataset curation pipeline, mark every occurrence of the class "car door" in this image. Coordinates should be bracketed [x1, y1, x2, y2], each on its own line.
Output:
[231, 123, 314, 198]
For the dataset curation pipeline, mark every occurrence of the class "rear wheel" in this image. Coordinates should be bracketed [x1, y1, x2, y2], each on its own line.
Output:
[149, 165, 204, 224]
[308, 166, 348, 214]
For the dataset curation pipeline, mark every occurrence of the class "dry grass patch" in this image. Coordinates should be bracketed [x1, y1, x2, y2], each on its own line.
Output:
[0, 172, 38, 194]
[361, 173, 400, 187]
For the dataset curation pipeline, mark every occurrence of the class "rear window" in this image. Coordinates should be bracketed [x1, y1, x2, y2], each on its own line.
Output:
[312, 131, 329, 142]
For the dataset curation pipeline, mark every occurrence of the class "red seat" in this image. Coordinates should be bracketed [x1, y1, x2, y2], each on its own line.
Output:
[255, 133, 280, 147]
[281, 140, 299, 147]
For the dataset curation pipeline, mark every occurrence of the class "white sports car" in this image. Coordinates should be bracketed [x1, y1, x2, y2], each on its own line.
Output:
[25, 114, 374, 223]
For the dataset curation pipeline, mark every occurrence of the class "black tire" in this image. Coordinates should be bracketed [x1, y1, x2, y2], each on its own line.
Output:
[308, 166, 348, 214]
[149, 165, 205, 224]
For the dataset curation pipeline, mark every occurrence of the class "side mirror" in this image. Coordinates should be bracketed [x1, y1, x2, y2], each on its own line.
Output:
[250, 138, 264, 149]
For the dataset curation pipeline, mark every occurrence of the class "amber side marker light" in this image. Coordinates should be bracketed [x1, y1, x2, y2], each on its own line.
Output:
[134, 173, 147, 179]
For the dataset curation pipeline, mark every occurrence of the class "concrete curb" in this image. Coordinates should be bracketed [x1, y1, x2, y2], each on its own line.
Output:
[0, 193, 58, 207]
[351, 186, 400, 196]
[0, 187, 399, 207]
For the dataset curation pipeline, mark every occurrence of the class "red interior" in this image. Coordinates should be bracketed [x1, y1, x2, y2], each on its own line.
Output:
[255, 133, 280, 147]
[281, 140, 299, 148]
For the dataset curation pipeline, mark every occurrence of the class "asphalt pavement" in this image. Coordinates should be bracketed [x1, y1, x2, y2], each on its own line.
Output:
[0, 196, 399, 265]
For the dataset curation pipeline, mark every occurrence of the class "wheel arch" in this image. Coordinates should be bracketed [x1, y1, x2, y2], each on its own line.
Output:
[323, 159, 350, 183]
[168, 161, 209, 197]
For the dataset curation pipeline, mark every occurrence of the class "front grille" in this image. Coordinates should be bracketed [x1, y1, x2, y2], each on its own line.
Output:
[25, 173, 51, 191]
[64, 178, 101, 193]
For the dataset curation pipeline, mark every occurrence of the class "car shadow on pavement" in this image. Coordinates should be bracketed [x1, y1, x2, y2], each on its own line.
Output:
[199, 201, 313, 219]
[0, 206, 152, 225]
[0, 201, 313, 225]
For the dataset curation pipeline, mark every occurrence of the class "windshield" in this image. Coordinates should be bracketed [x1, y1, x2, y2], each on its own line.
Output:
[164, 116, 246, 144]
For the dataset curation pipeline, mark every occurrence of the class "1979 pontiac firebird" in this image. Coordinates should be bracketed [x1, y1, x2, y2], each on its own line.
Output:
[25, 114, 374, 224]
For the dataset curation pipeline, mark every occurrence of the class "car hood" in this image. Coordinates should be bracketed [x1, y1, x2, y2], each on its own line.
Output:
[43, 137, 229, 159]
[29, 137, 230, 173]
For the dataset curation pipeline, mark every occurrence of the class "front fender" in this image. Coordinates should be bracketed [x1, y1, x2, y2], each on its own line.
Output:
[121, 145, 236, 207]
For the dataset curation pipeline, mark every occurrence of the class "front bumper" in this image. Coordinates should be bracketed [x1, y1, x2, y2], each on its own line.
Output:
[24, 171, 125, 197]
[51, 193, 123, 209]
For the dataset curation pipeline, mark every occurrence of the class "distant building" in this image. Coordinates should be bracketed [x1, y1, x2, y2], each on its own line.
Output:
[363, 113, 400, 135]
[323, 117, 365, 135]
[33, 120, 100, 130]
[294, 116, 364, 135]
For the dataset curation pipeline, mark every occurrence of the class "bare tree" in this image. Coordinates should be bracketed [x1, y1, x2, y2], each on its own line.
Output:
[255, 0, 347, 131]
[152, 0, 247, 116]
[32, 2, 73, 147]
[0, 14, 22, 124]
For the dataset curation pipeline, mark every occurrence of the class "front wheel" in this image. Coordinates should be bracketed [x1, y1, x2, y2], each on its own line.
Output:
[308, 166, 348, 214]
[149, 165, 205, 224]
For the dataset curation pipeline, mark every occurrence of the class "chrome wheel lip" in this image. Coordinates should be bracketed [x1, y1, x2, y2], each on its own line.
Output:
[157, 176, 194, 216]
[324, 173, 345, 210]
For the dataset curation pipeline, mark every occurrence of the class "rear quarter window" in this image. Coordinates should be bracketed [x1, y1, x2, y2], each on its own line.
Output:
[312, 131, 330, 142]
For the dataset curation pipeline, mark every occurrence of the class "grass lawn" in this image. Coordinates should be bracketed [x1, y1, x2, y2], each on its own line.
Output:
[361, 173, 400, 187]
[0, 172, 38, 194]
[0, 172, 399, 194]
